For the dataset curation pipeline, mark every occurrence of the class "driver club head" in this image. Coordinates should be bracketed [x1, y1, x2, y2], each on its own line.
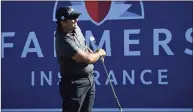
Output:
[90, 36, 95, 42]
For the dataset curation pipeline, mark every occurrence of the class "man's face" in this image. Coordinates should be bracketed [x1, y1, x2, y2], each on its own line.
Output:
[62, 19, 78, 30]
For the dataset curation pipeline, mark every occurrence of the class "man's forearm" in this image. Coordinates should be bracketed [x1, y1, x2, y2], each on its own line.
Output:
[87, 46, 93, 53]
[87, 51, 101, 63]
[72, 48, 104, 64]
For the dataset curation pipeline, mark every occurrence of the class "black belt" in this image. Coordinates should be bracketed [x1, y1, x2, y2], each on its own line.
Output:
[61, 72, 93, 80]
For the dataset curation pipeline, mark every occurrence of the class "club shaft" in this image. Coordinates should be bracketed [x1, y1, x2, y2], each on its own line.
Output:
[100, 59, 123, 112]
[91, 40, 123, 112]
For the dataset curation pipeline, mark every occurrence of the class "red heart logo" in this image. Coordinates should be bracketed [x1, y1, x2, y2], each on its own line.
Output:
[85, 1, 112, 23]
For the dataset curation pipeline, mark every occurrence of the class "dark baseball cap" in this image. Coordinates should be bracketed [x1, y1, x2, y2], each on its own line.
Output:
[56, 6, 81, 21]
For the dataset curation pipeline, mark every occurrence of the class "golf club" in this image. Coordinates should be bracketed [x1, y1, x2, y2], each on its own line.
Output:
[90, 36, 123, 112]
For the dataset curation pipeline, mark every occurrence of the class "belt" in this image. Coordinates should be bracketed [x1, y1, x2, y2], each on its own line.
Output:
[61, 72, 93, 80]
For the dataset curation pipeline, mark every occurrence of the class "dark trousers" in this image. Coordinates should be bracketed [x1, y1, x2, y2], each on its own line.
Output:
[59, 73, 95, 112]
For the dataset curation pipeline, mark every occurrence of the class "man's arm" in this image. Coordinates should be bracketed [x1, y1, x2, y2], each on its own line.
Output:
[61, 38, 106, 64]
[87, 46, 93, 53]
[72, 49, 106, 64]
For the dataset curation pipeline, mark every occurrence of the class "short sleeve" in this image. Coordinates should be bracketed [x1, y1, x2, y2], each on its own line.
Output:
[56, 36, 80, 58]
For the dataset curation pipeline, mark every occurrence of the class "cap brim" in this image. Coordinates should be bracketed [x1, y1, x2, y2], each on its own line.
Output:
[67, 12, 81, 20]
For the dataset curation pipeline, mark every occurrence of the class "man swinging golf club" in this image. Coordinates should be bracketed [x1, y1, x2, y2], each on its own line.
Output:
[55, 6, 106, 112]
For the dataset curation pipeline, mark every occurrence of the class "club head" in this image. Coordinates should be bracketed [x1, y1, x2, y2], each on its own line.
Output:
[90, 36, 95, 42]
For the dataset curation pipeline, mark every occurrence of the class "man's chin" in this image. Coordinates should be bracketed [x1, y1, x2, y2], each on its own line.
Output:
[72, 25, 77, 30]
[73, 24, 77, 28]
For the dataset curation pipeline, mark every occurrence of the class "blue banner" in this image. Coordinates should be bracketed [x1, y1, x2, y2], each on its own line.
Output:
[1, 1, 192, 112]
